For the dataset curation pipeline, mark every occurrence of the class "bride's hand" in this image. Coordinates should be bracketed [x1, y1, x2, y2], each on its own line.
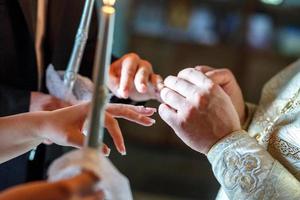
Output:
[108, 53, 163, 102]
[38, 103, 156, 156]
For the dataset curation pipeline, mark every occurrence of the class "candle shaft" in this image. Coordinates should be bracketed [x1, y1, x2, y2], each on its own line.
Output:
[86, 5, 115, 148]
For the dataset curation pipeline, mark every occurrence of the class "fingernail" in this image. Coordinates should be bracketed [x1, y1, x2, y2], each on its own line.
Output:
[104, 148, 111, 157]
[157, 83, 165, 91]
[146, 107, 157, 112]
[140, 84, 147, 93]
[118, 88, 129, 98]
[119, 144, 127, 156]
[149, 118, 156, 124]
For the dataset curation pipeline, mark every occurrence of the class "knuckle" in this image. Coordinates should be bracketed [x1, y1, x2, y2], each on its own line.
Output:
[221, 68, 233, 76]
[164, 75, 174, 84]
[208, 82, 218, 93]
[161, 88, 172, 98]
[195, 66, 206, 72]
[127, 53, 140, 60]
[193, 91, 209, 108]
[141, 60, 152, 68]
[178, 68, 194, 76]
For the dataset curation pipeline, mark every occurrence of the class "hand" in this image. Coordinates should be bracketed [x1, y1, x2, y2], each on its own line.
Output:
[0, 171, 103, 200]
[159, 68, 241, 154]
[195, 66, 246, 125]
[38, 103, 156, 155]
[109, 53, 163, 101]
[30, 92, 71, 112]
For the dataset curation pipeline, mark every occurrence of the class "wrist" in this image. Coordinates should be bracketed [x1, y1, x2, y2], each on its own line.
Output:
[207, 130, 247, 161]
[29, 111, 51, 142]
[203, 128, 242, 155]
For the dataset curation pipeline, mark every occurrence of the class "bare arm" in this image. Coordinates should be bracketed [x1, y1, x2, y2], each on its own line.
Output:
[0, 172, 101, 200]
[0, 112, 44, 163]
[0, 103, 156, 163]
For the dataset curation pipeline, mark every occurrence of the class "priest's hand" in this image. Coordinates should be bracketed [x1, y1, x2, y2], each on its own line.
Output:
[159, 68, 241, 154]
[194, 66, 246, 125]
[39, 103, 156, 155]
[30, 92, 71, 112]
[108, 53, 163, 102]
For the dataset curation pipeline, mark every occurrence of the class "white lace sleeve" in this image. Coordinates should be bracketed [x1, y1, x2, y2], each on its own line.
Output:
[207, 131, 300, 200]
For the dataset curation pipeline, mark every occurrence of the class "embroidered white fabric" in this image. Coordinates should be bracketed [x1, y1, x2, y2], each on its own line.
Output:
[208, 131, 300, 200]
[48, 148, 133, 200]
[46, 64, 94, 104]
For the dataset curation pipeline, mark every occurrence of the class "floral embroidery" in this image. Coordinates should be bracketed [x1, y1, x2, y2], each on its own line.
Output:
[222, 151, 261, 193]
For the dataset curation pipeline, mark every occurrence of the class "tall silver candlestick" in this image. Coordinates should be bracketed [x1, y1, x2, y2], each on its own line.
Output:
[86, 0, 116, 148]
[64, 0, 95, 91]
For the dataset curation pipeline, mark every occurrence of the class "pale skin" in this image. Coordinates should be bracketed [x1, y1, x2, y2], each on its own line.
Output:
[0, 103, 156, 164]
[2, 52, 160, 199]
[159, 67, 243, 154]
[0, 171, 103, 200]
[30, 53, 163, 112]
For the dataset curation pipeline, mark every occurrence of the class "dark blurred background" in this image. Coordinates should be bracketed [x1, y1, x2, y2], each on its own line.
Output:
[106, 0, 300, 199]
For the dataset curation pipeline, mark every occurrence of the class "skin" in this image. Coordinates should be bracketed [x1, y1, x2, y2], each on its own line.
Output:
[109, 53, 163, 101]
[0, 103, 156, 163]
[30, 53, 163, 112]
[159, 68, 242, 154]
[0, 171, 104, 200]
[194, 66, 246, 125]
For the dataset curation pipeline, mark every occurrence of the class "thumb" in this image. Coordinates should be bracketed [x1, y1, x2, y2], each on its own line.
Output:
[205, 69, 233, 87]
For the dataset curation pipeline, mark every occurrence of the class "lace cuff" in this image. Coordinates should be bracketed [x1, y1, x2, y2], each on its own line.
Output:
[208, 132, 300, 199]
[242, 103, 257, 130]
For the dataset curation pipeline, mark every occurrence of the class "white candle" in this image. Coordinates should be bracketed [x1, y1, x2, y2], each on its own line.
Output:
[86, 0, 116, 148]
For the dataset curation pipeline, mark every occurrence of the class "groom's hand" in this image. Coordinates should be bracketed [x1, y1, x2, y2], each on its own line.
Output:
[108, 53, 163, 102]
[159, 68, 241, 154]
[195, 66, 246, 125]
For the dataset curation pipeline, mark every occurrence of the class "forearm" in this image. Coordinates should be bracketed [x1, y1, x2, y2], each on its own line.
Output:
[0, 181, 71, 200]
[0, 113, 43, 163]
[208, 131, 300, 199]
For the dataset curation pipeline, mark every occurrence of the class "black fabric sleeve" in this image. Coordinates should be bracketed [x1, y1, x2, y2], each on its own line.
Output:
[0, 85, 30, 116]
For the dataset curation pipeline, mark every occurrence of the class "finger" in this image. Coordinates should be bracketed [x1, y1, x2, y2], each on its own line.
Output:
[134, 60, 152, 93]
[205, 69, 234, 87]
[68, 130, 84, 148]
[164, 76, 199, 98]
[151, 74, 164, 91]
[65, 171, 99, 195]
[119, 54, 140, 98]
[105, 113, 126, 155]
[106, 105, 156, 126]
[158, 104, 178, 128]
[107, 104, 156, 116]
[126, 105, 156, 116]
[160, 87, 185, 111]
[178, 68, 213, 88]
[194, 65, 215, 73]
[109, 60, 122, 92]
[102, 143, 111, 156]
[82, 191, 104, 200]
[43, 139, 53, 145]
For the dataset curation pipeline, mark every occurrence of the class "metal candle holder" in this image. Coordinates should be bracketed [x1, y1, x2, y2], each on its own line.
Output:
[64, 0, 95, 91]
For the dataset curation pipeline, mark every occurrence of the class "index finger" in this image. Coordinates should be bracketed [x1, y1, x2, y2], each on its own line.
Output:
[119, 54, 139, 98]
[177, 68, 213, 88]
